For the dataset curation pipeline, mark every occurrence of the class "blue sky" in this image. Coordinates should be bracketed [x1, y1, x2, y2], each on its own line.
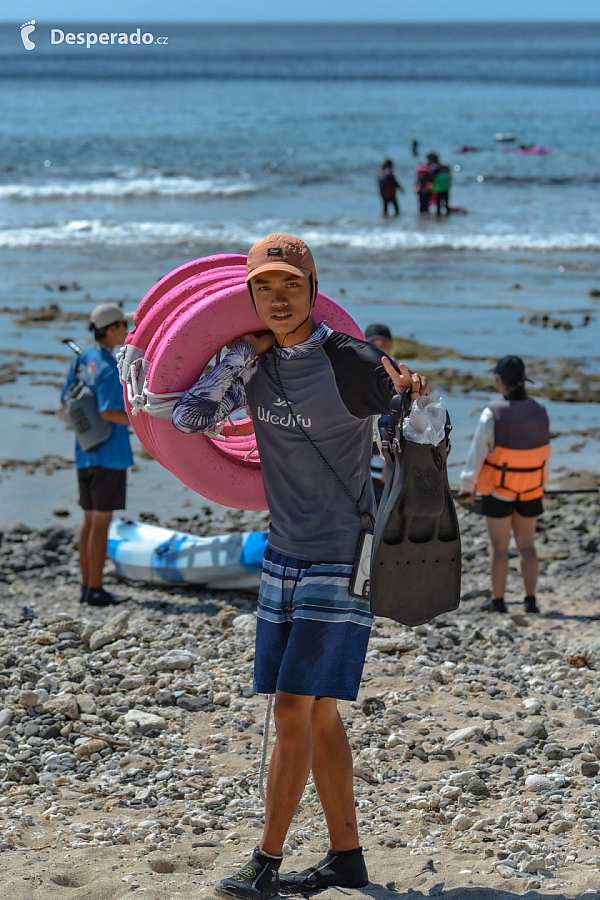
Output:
[2, 0, 599, 21]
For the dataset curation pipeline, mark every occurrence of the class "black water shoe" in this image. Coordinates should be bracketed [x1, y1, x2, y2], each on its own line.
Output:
[82, 587, 124, 607]
[279, 848, 368, 894]
[524, 595, 540, 614]
[480, 597, 507, 613]
[20, 606, 37, 621]
[216, 849, 281, 900]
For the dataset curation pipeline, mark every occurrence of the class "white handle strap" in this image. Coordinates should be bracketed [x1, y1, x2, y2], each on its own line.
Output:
[119, 349, 183, 419]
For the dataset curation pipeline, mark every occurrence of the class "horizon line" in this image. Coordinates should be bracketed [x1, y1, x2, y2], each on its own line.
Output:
[1, 18, 600, 24]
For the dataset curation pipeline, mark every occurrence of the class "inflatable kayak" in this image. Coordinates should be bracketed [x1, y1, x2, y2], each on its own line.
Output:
[107, 519, 268, 588]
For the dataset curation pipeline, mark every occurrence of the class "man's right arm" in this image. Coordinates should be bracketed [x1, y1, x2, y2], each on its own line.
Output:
[101, 409, 130, 426]
[171, 341, 259, 434]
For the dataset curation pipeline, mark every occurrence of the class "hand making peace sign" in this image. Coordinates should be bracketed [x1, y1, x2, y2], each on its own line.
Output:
[382, 357, 430, 401]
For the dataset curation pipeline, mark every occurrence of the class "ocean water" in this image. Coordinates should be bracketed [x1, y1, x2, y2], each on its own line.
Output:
[0, 21, 599, 523]
[2, 21, 600, 253]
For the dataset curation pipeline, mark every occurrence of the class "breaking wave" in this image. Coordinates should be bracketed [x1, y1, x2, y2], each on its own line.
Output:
[1, 219, 599, 252]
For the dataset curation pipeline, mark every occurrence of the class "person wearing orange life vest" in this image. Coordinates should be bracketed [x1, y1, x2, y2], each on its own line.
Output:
[459, 356, 550, 615]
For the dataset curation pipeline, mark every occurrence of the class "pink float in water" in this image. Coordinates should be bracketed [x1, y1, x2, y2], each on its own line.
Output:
[502, 145, 552, 154]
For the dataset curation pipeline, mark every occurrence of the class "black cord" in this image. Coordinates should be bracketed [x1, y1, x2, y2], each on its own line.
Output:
[272, 349, 371, 527]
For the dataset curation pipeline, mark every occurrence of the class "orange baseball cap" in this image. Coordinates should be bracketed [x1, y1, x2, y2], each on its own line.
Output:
[246, 233, 317, 282]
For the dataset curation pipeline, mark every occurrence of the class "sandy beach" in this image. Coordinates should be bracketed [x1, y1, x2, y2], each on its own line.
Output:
[1, 495, 599, 899]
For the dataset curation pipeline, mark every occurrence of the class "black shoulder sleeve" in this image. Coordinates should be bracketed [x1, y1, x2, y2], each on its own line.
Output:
[322, 331, 398, 419]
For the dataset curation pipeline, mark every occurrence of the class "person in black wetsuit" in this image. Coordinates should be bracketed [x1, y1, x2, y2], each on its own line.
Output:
[377, 159, 404, 217]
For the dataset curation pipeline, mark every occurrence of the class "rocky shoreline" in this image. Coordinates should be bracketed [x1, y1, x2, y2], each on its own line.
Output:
[1, 495, 599, 899]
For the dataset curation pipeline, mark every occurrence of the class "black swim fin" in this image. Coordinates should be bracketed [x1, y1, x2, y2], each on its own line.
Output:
[370, 392, 461, 626]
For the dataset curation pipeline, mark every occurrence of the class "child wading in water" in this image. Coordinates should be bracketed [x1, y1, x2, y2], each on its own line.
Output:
[172, 235, 429, 899]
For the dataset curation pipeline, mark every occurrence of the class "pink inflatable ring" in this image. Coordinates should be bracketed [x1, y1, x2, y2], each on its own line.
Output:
[120, 255, 363, 510]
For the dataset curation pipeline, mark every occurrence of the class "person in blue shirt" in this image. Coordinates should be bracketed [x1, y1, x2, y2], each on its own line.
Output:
[61, 303, 133, 606]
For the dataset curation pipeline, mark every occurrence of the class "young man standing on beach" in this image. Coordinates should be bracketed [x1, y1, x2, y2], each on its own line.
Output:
[61, 303, 133, 607]
[172, 235, 429, 900]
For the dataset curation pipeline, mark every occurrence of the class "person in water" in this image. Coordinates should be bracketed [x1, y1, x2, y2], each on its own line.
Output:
[172, 235, 429, 900]
[429, 153, 452, 216]
[415, 155, 434, 214]
[377, 159, 404, 217]
[459, 356, 550, 615]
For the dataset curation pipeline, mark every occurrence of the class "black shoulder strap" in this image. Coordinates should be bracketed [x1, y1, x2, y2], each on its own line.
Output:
[271, 349, 372, 528]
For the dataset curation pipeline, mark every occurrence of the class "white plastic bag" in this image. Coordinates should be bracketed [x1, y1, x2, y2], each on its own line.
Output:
[402, 394, 447, 446]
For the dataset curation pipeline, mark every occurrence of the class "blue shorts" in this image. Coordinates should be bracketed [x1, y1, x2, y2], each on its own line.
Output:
[253, 547, 373, 701]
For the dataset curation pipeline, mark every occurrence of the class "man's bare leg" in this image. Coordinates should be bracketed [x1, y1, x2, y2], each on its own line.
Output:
[87, 510, 112, 589]
[513, 512, 539, 610]
[277, 697, 367, 895]
[78, 510, 93, 586]
[260, 691, 315, 856]
[486, 515, 512, 599]
[512, 512, 538, 595]
[219, 692, 367, 899]
[311, 698, 359, 850]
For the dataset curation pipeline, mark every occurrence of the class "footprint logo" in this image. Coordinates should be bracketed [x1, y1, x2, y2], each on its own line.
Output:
[20, 20, 36, 50]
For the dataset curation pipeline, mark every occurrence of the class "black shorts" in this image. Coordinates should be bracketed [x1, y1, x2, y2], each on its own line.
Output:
[78, 466, 127, 512]
[481, 494, 543, 519]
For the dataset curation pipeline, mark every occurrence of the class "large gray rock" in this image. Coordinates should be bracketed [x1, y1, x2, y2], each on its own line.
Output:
[585, 729, 600, 759]
[44, 693, 79, 719]
[525, 721, 548, 741]
[518, 856, 547, 874]
[89, 610, 130, 651]
[370, 635, 418, 654]
[525, 774, 552, 793]
[446, 725, 482, 746]
[155, 649, 195, 671]
[124, 710, 167, 735]
[467, 776, 490, 797]
[452, 814, 474, 831]
[19, 689, 49, 709]
[176, 695, 213, 712]
[523, 698, 543, 715]
[232, 614, 256, 634]
[76, 693, 97, 715]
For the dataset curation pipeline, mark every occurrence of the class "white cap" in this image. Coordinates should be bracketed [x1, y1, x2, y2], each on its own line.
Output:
[89, 303, 130, 329]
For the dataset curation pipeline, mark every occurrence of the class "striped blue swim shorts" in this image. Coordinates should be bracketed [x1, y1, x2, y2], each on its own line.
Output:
[253, 546, 373, 701]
